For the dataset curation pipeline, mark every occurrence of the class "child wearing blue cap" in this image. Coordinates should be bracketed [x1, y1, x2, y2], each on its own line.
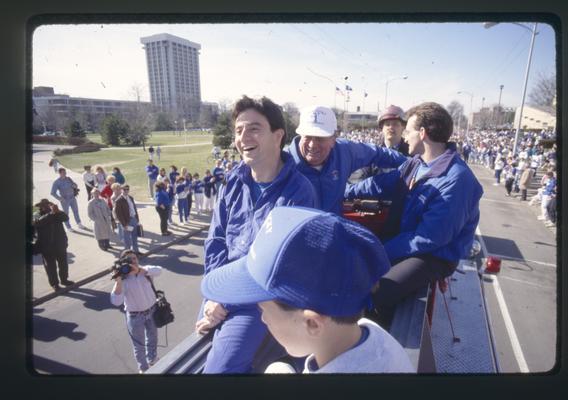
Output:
[201, 206, 414, 373]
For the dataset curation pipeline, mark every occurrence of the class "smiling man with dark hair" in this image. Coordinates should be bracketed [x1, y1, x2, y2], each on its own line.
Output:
[195, 95, 317, 373]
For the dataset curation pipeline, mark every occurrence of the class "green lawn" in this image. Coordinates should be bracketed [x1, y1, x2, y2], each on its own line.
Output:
[58, 140, 231, 202]
[86, 131, 214, 147]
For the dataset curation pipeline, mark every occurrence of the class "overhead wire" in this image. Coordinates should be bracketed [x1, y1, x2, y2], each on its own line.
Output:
[473, 29, 530, 98]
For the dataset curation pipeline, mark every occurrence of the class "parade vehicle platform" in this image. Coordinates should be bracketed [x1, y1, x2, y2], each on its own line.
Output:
[147, 199, 498, 374]
[147, 258, 499, 374]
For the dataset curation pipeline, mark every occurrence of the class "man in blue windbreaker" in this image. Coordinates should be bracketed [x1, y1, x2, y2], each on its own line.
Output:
[345, 102, 483, 328]
[145, 159, 159, 200]
[194, 95, 317, 373]
[286, 105, 407, 215]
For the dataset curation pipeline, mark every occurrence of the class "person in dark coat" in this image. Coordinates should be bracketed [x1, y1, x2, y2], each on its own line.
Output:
[33, 199, 74, 291]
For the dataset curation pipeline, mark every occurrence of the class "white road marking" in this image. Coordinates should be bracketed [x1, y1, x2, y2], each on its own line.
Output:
[487, 253, 557, 268]
[476, 227, 530, 373]
[497, 275, 555, 290]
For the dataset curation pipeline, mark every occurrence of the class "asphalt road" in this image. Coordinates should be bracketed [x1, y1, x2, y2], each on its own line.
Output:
[471, 163, 557, 373]
[31, 160, 558, 374]
[32, 231, 208, 374]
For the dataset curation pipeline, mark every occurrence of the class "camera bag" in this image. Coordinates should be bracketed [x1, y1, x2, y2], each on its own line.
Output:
[146, 276, 174, 328]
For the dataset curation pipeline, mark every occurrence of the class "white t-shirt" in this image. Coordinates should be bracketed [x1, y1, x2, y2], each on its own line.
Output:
[83, 171, 96, 186]
[303, 318, 415, 373]
[125, 195, 136, 218]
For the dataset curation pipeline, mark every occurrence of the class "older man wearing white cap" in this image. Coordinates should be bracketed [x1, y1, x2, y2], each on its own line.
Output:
[287, 106, 407, 215]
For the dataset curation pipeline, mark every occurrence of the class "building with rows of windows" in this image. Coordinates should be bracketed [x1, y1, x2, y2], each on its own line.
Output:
[32, 86, 152, 133]
[140, 33, 202, 122]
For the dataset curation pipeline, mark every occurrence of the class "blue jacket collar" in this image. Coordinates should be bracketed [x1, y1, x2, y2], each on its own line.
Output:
[401, 142, 458, 186]
[234, 151, 294, 185]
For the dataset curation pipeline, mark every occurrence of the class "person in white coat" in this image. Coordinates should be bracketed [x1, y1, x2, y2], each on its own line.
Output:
[87, 187, 114, 251]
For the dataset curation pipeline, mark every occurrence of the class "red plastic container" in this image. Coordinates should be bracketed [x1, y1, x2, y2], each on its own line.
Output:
[485, 256, 502, 274]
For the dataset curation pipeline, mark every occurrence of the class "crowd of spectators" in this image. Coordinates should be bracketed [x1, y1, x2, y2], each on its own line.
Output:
[455, 128, 557, 227]
[339, 125, 557, 229]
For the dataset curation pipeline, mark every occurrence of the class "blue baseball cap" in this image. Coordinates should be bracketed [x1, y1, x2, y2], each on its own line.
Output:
[201, 206, 391, 317]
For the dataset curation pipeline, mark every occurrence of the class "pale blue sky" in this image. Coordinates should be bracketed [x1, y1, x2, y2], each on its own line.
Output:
[32, 22, 556, 114]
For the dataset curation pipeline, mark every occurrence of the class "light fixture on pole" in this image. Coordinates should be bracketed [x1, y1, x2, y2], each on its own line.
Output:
[457, 90, 474, 140]
[384, 75, 408, 111]
[484, 22, 538, 155]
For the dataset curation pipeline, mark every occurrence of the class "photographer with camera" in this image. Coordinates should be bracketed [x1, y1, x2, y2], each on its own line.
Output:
[110, 250, 162, 373]
[33, 199, 74, 292]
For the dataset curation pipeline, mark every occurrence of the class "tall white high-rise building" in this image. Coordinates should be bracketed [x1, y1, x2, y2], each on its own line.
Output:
[140, 33, 202, 121]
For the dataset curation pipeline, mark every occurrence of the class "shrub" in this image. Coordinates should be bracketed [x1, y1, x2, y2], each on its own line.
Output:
[54, 142, 105, 156]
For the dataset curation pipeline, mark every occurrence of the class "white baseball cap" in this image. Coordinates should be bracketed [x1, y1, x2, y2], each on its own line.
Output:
[296, 105, 337, 137]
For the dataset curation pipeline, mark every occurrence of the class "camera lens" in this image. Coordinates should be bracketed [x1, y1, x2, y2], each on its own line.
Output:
[120, 264, 131, 274]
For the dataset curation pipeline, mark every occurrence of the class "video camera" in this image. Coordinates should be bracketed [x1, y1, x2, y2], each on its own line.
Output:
[111, 255, 134, 280]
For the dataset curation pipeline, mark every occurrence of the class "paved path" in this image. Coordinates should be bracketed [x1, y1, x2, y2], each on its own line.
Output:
[31, 144, 212, 301]
[100, 141, 212, 150]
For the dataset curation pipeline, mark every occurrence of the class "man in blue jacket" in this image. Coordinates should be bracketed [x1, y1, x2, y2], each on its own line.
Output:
[212, 159, 225, 198]
[345, 102, 483, 328]
[286, 105, 407, 215]
[195, 95, 317, 373]
[145, 159, 159, 200]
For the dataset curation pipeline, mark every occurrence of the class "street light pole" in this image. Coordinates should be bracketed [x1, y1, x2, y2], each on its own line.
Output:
[484, 22, 538, 155]
[513, 22, 538, 155]
[384, 75, 408, 110]
[495, 84, 504, 127]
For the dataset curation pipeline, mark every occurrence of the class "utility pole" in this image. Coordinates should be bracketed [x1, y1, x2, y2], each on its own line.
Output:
[496, 84, 504, 128]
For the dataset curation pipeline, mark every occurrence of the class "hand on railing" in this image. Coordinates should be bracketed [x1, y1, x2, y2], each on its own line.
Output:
[195, 300, 228, 334]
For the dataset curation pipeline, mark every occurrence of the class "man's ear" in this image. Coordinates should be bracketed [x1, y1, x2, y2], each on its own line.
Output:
[274, 128, 285, 140]
[303, 310, 329, 337]
[419, 127, 428, 141]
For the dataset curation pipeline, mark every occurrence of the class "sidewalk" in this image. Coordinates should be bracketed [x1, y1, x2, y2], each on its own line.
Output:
[31, 144, 212, 302]
[469, 162, 557, 235]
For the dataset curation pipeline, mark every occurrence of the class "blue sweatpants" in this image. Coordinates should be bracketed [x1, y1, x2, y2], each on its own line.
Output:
[202, 304, 271, 373]
[177, 198, 189, 222]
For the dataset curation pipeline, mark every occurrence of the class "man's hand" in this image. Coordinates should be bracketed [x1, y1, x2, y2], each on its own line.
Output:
[195, 316, 221, 334]
[195, 301, 228, 334]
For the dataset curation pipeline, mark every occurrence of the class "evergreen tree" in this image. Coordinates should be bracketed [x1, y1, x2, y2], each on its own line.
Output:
[154, 112, 175, 131]
[212, 111, 233, 148]
[100, 114, 129, 146]
[64, 120, 86, 138]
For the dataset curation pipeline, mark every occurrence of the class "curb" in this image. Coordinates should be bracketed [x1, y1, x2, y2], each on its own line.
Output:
[31, 223, 210, 307]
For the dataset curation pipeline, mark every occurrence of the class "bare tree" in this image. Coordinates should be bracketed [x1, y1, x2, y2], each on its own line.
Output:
[446, 101, 467, 131]
[528, 71, 556, 107]
[125, 82, 152, 146]
[128, 82, 147, 103]
[218, 98, 233, 114]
